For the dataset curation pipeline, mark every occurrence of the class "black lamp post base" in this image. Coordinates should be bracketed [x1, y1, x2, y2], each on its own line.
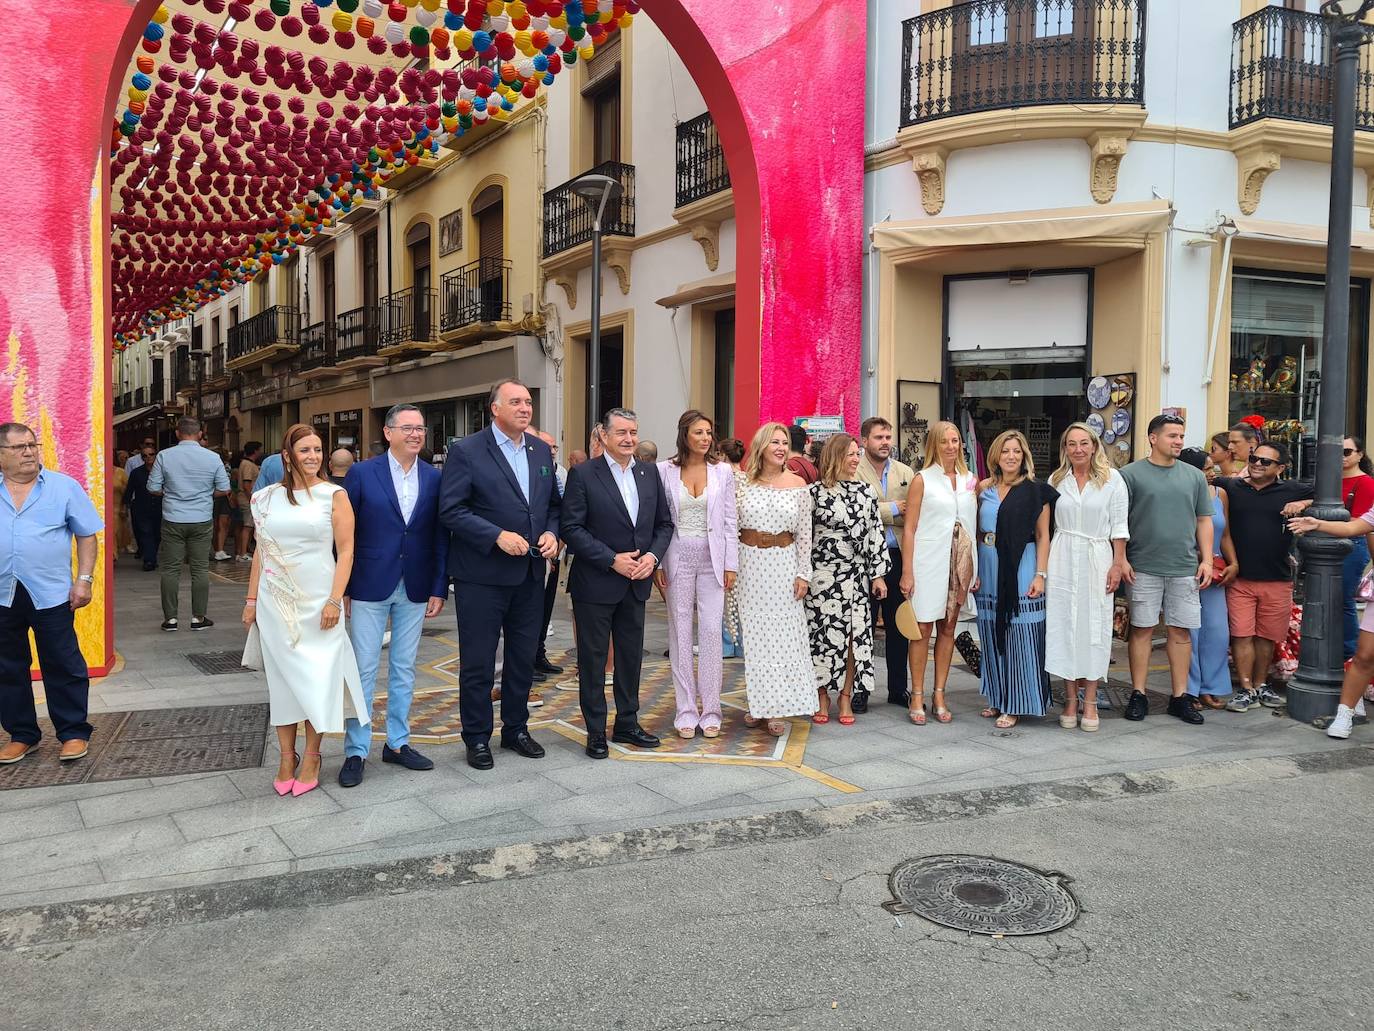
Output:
[1289, 501, 1352, 725]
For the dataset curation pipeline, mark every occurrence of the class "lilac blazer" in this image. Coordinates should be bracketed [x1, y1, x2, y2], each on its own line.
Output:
[657, 459, 739, 587]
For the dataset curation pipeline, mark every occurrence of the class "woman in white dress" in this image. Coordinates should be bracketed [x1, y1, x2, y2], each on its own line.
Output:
[897, 421, 978, 725]
[242, 424, 366, 797]
[735, 421, 816, 736]
[1044, 423, 1129, 731]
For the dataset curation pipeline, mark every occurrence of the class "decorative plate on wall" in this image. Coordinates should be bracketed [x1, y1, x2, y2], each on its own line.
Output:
[1087, 376, 1111, 410]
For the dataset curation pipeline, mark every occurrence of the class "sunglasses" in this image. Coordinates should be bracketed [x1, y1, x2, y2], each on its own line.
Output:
[1345, 448, 1359, 457]
[1248, 455, 1280, 468]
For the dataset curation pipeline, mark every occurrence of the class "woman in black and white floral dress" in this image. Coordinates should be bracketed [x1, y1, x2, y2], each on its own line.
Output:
[806, 434, 890, 725]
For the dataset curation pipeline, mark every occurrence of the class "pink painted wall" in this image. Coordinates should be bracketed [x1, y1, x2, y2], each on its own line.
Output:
[0, 0, 866, 666]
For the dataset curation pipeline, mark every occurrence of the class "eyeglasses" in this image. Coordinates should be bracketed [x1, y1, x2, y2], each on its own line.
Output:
[0, 442, 39, 454]
[1248, 456, 1280, 468]
[390, 426, 427, 436]
[1344, 448, 1359, 457]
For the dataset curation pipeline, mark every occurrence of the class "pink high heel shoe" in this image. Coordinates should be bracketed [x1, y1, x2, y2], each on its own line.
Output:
[291, 751, 323, 797]
[273, 751, 299, 797]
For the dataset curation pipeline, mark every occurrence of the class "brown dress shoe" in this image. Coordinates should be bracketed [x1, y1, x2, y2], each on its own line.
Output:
[58, 739, 90, 762]
[490, 686, 501, 702]
[0, 740, 38, 764]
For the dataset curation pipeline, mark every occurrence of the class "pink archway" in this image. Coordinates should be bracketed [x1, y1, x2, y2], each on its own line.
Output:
[0, 1, 865, 672]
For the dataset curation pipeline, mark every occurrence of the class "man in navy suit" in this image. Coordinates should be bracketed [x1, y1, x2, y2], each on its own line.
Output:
[336, 403, 450, 788]
[562, 407, 674, 759]
[439, 379, 561, 770]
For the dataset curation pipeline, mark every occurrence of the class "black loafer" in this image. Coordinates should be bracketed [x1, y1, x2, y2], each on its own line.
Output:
[611, 725, 661, 749]
[535, 657, 564, 675]
[1124, 690, 1150, 721]
[337, 755, 365, 788]
[851, 690, 870, 715]
[500, 730, 546, 759]
[1166, 696, 1204, 725]
[531, 669, 548, 683]
[585, 734, 609, 760]
[886, 691, 911, 708]
[466, 742, 494, 770]
[383, 744, 434, 770]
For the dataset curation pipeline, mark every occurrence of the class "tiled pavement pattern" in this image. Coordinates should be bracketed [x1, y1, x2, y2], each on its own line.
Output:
[0, 556, 1357, 910]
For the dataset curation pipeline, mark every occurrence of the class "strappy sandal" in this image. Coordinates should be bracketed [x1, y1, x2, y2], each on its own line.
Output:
[765, 720, 786, 737]
[742, 713, 762, 728]
[908, 692, 927, 726]
[837, 689, 855, 726]
[994, 714, 1018, 730]
[932, 688, 953, 724]
[812, 688, 831, 725]
[980, 706, 1000, 719]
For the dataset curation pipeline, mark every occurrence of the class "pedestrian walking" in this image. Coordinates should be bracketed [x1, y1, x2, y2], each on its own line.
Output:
[785, 423, 818, 484]
[974, 430, 1056, 729]
[439, 379, 561, 771]
[806, 434, 889, 726]
[235, 441, 263, 562]
[1288, 510, 1374, 738]
[1339, 436, 1374, 660]
[531, 429, 567, 684]
[1045, 423, 1129, 732]
[562, 408, 673, 758]
[125, 437, 153, 478]
[1216, 442, 1311, 712]
[897, 421, 979, 725]
[1119, 413, 1215, 724]
[655, 410, 737, 739]
[336, 404, 449, 789]
[734, 422, 818, 735]
[854, 416, 914, 714]
[211, 447, 234, 561]
[111, 453, 132, 559]
[147, 417, 230, 632]
[0, 423, 102, 765]
[124, 443, 162, 571]
[1178, 448, 1237, 710]
[241, 425, 366, 797]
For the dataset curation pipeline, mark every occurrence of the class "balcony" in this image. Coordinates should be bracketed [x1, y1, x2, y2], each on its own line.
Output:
[295, 320, 338, 381]
[542, 161, 636, 258]
[1230, 6, 1374, 131]
[172, 353, 195, 397]
[900, 0, 1146, 127]
[440, 258, 513, 342]
[226, 305, 300, 370]
[675, 113, 731, 209]
[133, 387, 148, 408]
[335, 304, 385, 368]
[378, 287, 441, 356]
[148, 380, 164, 405]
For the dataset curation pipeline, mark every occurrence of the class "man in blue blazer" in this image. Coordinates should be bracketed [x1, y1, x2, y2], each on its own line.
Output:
[562, 407, 674, 759]
[337, 403, 450, 788]
[439, 379, 561, 770]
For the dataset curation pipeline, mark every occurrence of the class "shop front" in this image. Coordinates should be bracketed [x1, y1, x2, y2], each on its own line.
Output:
[199, 390, 227, 450]
[310, 412, 332, 451]
[333, 407, 362, 455]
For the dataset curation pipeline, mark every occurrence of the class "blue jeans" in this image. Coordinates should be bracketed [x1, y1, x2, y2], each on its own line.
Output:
[343, 580, 427, 759]
[1342, 536, 1370, 661]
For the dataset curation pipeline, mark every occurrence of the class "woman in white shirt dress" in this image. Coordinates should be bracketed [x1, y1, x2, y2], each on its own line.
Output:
[242, 424, 366, 797]
[898, 421, 978, 725]
[1045, 423, 1129, 732]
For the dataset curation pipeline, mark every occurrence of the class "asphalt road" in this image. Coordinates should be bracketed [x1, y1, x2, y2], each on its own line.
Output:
[5, 764, 1371, 1031]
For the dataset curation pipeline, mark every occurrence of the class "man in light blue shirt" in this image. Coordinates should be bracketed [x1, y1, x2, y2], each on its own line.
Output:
[255, 449, 284, 490]
[491, 421, 531, 502]
[147, 417, 230, 631]
[0, 422, 103, 764]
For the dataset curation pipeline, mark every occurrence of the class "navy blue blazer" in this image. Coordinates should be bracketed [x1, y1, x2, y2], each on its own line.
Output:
[562, 457, 674, 605]
[439, 427, 561, 586]
[343, 454, 449, 603]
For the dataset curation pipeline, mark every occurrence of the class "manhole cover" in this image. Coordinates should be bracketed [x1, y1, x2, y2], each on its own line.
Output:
[1050, 681, 1171, 718]
[88, 732, 267, 781]
[883, 855, 1078, 936]
[420, 627, 448, 637]
[185, 651, 254, 675]
[118, 704, 268, 741]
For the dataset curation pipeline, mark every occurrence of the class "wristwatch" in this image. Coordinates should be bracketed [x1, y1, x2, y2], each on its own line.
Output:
[77, 574, 95, 584]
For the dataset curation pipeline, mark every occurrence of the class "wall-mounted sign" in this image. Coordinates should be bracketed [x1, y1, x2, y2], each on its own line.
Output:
[335, 408, 362, 424]
[311, 413, 332, 429]
[240, 375, 284, 410]
[200, 391, 225, 419]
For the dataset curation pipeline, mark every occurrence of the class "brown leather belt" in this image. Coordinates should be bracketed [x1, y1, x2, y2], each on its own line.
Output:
[740, 529, 795, 549]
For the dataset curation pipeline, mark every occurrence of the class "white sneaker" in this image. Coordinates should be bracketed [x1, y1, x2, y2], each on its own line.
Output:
[1328, 704, 1356, 740]
[1356, 697, 1367, 719]
[212, 550, 231, 561]
[604, 672, 614, 686]
[235, 554, 252, 563]
[381, 629, 392, 648]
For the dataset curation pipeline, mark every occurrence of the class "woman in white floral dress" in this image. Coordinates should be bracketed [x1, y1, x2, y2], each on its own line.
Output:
[734, 422, 817, 736]
[806, 434, 890, 725]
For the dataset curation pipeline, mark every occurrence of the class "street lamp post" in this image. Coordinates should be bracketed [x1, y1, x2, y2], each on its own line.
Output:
[1290, 0, 1374, 724]
[569, 173, 623, 447]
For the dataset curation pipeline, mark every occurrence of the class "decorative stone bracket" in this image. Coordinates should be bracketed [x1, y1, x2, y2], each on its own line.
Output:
[544, 238, 633, 311]
[1236, 144, 1282, 216]
[1088, 133, 1130, 205]
[605, 241, 633, 295]
[1229, 120, 1374, 225]
[551, 272, 578, 310]
[672, 189, 734, 272]
[911, 148, 947, 216]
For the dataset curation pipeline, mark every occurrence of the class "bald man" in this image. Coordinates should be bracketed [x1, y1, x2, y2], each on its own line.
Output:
[328, 447, 355, 486]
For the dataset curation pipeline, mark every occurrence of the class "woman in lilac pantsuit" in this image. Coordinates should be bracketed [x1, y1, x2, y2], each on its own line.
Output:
[655, 411, 739, 739]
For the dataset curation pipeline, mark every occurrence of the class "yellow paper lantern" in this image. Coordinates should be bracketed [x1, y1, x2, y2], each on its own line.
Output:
[332, 10, 353, 31]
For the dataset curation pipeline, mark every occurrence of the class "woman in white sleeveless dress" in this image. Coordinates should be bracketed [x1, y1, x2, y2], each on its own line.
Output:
[242, 425, 366, 797]
[898, 421, 978, 725]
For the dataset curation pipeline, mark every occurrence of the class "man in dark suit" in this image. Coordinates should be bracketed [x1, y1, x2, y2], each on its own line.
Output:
[337, 403, 449, 788]
[562, 407, 674, 759]
[439, 379, 561, 770]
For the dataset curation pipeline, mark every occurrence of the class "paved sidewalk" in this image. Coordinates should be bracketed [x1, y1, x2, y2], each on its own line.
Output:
[0, 558, 1359, 911]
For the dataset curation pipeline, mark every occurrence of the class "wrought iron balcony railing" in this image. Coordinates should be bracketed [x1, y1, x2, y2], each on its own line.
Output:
[149, 380, 164, 404]
[675, 112, 731, 208]
[900, 0, 1146, 127]
[543, 161, 636, 257]
[227, 305, 301, 361]
[441, 258, 512, 331]
[336, 304, 383, 361]
[382, 286, 439, 346]
[172, 353, 194, 392]
[297, 320, 336, 371]
[1230, 6, 1374, 131]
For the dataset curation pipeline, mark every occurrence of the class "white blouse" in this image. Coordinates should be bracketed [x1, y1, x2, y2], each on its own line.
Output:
[677, 483, 708, 538]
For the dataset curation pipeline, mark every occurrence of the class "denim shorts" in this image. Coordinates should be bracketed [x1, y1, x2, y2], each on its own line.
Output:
[1128, 571, 1201, 630]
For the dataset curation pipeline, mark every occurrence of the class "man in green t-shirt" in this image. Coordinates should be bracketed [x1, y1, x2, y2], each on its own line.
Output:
[1120, 414, 1215, 725]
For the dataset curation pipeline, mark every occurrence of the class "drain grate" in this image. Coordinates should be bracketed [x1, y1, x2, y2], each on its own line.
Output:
[1051, 680, 1172, 718]
[420, 627, 448, 638]
[883, 854, 1079, 936]
[89, 732, 266, 782]
[118, 704, 267, 740]
[185, 650, 254, 676]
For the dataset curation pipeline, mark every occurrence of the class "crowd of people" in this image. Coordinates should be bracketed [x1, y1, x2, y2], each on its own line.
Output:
[2, 392, 1371, 779]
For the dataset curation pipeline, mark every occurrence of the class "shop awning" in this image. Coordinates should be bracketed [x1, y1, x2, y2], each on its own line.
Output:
[1231, 216, 1374, 251]
[113, 404, 161, 427]
[655, 271, 736, 309]
[871, 201, 1173, 252]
